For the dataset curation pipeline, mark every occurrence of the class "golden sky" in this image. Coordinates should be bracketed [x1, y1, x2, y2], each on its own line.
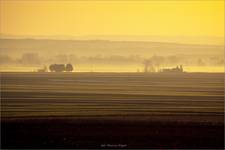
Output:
[0, 0, 224, 40]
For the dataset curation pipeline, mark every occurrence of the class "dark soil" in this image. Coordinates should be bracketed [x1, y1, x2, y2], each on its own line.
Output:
[1, 117, 224, 149]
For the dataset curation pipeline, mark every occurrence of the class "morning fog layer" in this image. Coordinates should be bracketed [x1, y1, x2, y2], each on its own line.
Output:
[0, 39, 224, 72]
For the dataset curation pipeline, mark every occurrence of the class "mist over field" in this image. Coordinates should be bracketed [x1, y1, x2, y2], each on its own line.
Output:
[0, 38, 224, 72]
[1, 0, 224, 148]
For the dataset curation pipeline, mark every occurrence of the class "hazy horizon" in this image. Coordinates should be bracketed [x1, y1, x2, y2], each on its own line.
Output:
[0, 34, 224, 46]
[1, 1, 224, 149]
[0, 38, 224, 73]
[0, 0, 224, 72]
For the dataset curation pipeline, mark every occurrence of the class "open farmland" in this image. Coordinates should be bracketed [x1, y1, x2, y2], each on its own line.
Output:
[1, 72, 224, 148]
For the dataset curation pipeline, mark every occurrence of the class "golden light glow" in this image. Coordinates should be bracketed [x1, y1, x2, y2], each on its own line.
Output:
[0, 0, 224, 72]
[1, 1, 224, 38]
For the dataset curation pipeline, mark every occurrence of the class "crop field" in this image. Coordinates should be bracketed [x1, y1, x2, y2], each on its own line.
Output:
[1, 72, 224, 148]
[1, 72, 224, 118]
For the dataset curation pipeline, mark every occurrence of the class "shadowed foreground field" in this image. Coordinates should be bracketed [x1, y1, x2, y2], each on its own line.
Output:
[1, 72, 224, 148]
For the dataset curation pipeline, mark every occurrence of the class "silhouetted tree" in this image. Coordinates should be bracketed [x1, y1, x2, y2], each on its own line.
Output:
[65, 64, 73, 72]
[143, 59, 155, 72]
[49, 65, 54, 72]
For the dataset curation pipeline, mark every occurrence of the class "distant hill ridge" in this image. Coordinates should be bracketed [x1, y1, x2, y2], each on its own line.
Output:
[0, 38, 223, 57]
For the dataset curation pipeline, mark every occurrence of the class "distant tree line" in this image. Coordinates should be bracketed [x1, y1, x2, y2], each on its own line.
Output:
[0, 53, 224, 67]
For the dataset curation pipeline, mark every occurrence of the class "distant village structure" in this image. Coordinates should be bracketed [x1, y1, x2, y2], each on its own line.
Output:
[49, 64, 74, 72]
[160, 65, 184, 73]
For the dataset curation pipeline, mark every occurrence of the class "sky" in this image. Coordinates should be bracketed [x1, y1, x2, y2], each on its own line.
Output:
[0, 0, 224, 44]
